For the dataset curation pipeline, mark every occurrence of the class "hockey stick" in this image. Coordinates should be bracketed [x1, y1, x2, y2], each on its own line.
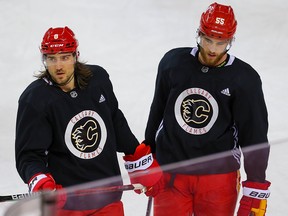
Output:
[73, 183, 146, 196]
[0, 183, 145, 203]
[145, 196, 153, 216]
[0, 192, 39, 202]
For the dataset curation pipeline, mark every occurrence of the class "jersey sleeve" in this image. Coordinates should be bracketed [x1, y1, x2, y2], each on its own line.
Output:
[144, 50, 174, 152]
[233, 65, 269, 182]
[96, 66, 139, 155]
[15, 94, 52, 183]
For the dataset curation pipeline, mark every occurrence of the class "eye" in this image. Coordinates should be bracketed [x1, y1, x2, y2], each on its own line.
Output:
[61, 55, 72, 61]
[217, 41, 227, 46]
[204, 37, 212, 44]
[47, 57, 56, 62]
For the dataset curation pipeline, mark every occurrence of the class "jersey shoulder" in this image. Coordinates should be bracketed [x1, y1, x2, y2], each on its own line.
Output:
[19, 79, 49, 101]
[159, 47, 194, 70]
[86, 64, 109, 79]
[85, 64, 111, 87]
[17, 79, 57, 115]
[231, 57, 261, 82]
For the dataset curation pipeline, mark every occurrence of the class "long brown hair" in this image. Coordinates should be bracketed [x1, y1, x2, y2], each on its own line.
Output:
[35, 61, 93, 90]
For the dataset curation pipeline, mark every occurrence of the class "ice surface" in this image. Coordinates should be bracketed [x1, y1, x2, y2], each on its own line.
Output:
[0, 0, 287, 215]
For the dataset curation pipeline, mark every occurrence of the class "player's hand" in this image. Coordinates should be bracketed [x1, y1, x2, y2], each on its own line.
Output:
[237, 180, 271, 216]
[28, 173, 59, 193]
[123, 143, 163, 195]
[144, 172, 170, 197]
[28, 173, 66, 208]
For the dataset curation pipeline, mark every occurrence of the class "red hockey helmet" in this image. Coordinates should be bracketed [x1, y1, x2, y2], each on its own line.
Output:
[40, 26, 78, 54]
[199, 2, 237, 39]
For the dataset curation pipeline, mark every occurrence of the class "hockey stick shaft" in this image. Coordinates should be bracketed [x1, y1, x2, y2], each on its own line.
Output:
[73, 183, 145, 196]
[0, 183, 145, 203]
[145, 196, 153, 216]
[0, 193, 37, 202]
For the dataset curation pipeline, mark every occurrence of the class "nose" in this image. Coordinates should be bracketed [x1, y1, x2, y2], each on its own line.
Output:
[207, 42, 217, 53]
[55, 60, 63, 69]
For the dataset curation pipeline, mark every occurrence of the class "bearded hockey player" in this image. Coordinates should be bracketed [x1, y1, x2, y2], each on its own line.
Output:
[125, 2, 271, 216]
[15, 26, 148, 215]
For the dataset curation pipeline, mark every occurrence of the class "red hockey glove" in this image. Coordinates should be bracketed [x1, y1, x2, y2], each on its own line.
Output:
[145, 172, 171, 197]
[237, 180, 271, 216]
[28, 173, 66, 208]
[123, 143, 163, 196]
[28, 173, 58, 193]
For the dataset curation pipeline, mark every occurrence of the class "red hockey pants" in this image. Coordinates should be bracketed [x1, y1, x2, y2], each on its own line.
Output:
[154, 171, 240, 216]
[56, 201, 124, 216]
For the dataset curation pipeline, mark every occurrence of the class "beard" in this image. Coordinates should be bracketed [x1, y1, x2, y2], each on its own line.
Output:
[57, 73, 74, 86]
[198, 46, 227, 67]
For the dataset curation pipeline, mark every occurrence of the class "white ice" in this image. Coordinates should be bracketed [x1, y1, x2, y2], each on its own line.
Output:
[0, 0, 287, 215]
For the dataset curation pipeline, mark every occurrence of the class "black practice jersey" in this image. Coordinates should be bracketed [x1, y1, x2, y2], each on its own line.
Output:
[145, 47, 269, 182]
[15, 65, 139, 187]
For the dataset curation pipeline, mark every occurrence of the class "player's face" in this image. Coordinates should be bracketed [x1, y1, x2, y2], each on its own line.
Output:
[44, 53, 76, 91]
[198, 35, 231, 67]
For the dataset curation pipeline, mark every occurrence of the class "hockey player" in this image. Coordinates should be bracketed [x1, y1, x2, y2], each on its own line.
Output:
[15, 26, 144, 215]
[125, 2, 271, 216]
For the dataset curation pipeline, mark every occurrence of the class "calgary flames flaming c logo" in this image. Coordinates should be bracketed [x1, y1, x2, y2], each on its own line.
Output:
[72, 120, 99, 151]
[65, 110, 107, 159]
[174, 88, 218, 135]
[182, 99, 210, 125]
